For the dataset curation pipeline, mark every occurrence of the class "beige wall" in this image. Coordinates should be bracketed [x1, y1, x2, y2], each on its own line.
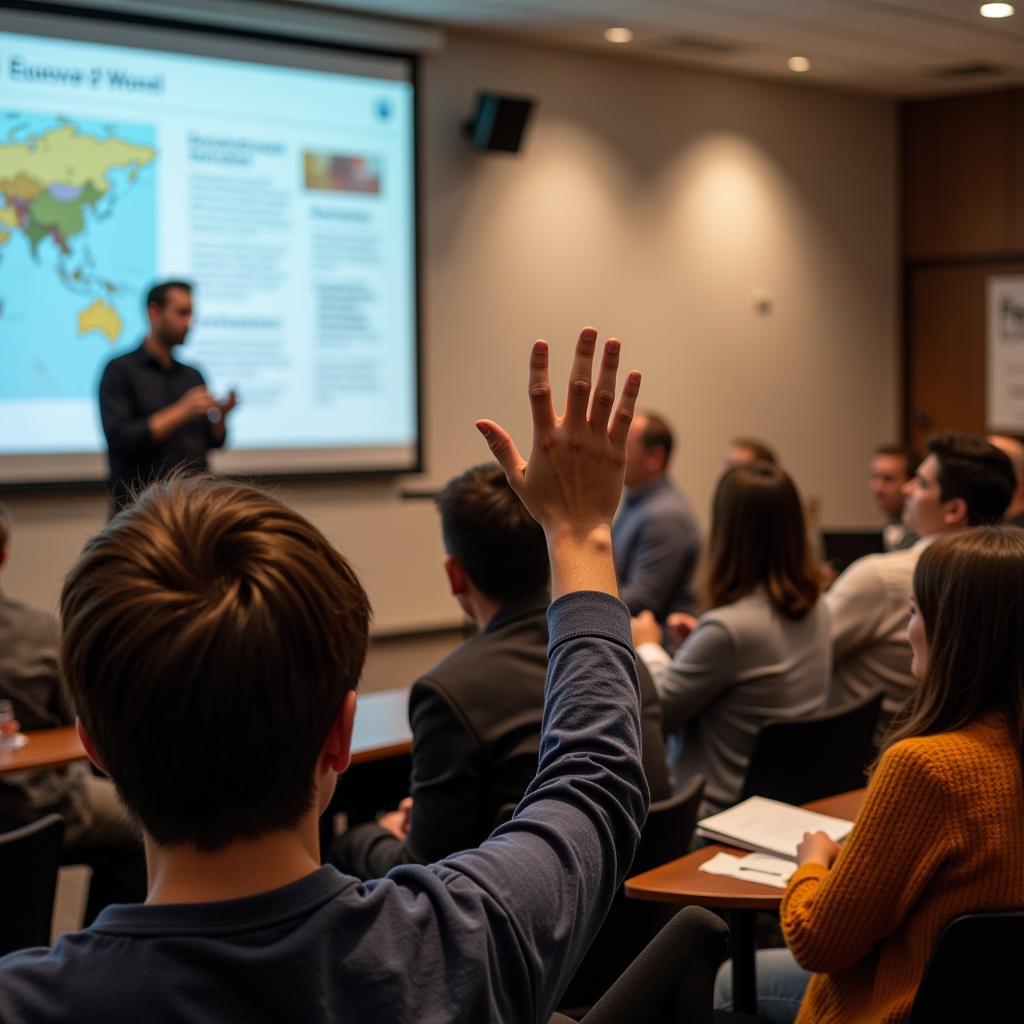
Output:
[1, 28, 898, 631]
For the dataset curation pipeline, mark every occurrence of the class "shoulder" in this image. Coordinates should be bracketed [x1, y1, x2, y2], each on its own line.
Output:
[99, 348, 139, 381]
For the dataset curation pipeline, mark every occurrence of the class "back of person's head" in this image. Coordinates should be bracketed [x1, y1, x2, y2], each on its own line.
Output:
[60, 474, 371, 852]
[884, 527, 1024, 767]
[0, 502, 10, 562]
[873, 442, 919, 477]
[729, 437, 778, 466]
[707, 462, 819, 620]
[927, 432, 1015, 526]
[436, 464, 548, 603]
[146, 279, 192, 309]
[639, 412, 673, 468]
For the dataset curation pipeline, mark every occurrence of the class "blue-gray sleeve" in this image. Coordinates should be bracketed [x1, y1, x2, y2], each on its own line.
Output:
[618, 513, 699, 617]
[366, 590, 648, 1022]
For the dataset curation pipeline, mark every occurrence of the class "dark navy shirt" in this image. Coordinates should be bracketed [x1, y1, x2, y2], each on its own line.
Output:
[0, 591, 647, 1024]
[98, 344, 223, 510]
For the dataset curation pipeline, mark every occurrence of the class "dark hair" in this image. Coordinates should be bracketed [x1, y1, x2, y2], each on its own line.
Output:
[436, 464, 548, 602]
[0, 502, 10, 555]
[873, 442, 919, 478]
[639, 412, 674, 467]
[926, 432, 1015, 526]
[60, 474, 371, 851]
[882, 527, 1024, 771]
[731, 437, 778, 465]
[707, 463, 819, 620]
[146, 280, 192, 309]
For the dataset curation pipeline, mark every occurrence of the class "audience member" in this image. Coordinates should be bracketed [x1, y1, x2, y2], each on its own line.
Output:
[725, 436, 778, 468]
[988, 434, 1024, 527]
[827, 432, 1014, 732]
[0, 328, 649, 1023]
[716, 526, 1024, 1022]
[99, 280, 238, 513]
[333, 463, 670, 879]
[632, 462, 830, 812]
[870, 442, 919, 551]
[613, 411, 701, 621]
[0, 504, 143, 924]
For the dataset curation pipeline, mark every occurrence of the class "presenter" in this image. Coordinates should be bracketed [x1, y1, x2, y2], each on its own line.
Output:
[99, 281, 238, 513]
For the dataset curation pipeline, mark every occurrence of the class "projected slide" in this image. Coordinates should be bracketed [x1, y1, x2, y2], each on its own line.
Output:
[0, 16, 417, 482]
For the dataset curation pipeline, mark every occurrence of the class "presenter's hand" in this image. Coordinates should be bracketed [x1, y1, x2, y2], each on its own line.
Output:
[218, 389, 239, 417]
[631, 611, 662, 647]
[379, 797, 413, 840]
[176, 386, 217, 421]
[477, 327, 640, 598]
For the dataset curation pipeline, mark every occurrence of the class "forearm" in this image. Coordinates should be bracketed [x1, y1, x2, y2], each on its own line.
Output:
[147, 402, 190, 444]
[547, 525, 618, 599]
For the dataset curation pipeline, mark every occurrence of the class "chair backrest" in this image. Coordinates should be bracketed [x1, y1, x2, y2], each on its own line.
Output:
[740, 690, 883, 805]
[632, 772, 705, 876]
[580, 905, 730, 1024]
[908, 910, 1024, 1022]
[0, 814, 64, 956]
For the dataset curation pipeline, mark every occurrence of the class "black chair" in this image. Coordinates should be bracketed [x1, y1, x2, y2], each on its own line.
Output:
[558, 774, 706, 1015]
[0, 814, 64, 955]
[576, 905, 730, 1024]
[907, 909, 1024, 1021]
[740, 691, 883, 806]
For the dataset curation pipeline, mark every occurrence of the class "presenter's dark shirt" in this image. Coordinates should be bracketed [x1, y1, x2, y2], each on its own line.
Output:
[99, 343, 223, 511]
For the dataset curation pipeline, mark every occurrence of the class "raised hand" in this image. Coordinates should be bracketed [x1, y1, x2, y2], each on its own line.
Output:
[477, 327, 640, 598]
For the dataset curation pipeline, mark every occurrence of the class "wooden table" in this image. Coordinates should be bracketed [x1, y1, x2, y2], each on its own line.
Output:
[0, 687, 413, 774]
[625, 789, 865, 1014]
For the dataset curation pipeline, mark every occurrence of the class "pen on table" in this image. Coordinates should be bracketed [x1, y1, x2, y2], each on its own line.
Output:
[737, 865, 785, 877]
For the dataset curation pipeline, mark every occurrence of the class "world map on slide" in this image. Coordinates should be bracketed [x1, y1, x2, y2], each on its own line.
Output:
[0, 112, 156, 400]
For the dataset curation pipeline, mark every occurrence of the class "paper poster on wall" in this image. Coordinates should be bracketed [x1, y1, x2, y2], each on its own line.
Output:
[987, 276, 1024, 432]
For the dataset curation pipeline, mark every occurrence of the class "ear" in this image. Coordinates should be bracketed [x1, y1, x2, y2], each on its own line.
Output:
[321, 689, 358, 775]
[444, 555, 469, 596]
[942, 496, 969, 528]
[75, 717, 111, 776]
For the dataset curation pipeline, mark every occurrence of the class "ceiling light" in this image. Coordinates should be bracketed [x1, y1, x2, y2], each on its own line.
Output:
[788, 56, 811, 73]
[980, 3, 1015, 16]
[604, 27, 634, 44]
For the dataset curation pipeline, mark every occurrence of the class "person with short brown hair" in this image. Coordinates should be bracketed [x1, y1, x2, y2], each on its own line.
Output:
[0, 328, 650, 1024]
[870, 442, 920, 551]
[613, 410, 701, 622]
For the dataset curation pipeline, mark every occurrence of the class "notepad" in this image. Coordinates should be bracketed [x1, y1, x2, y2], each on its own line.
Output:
[699, 851, 797, 890]
[696, 796, 854, 861]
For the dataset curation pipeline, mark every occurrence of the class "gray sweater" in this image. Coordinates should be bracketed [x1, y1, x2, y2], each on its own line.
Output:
[640, 588, 831, 812]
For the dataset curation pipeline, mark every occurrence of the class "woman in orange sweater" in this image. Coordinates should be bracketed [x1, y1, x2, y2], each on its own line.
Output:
[717, 525, 1024, 1022]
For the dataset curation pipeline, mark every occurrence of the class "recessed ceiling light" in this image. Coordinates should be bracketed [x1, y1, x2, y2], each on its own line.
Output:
[788, 56, 811, 73]
[980, 3, 1015, 17]
[604, 27, 634, 44]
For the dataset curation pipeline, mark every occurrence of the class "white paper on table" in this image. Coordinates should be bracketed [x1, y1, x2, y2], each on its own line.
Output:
[699, 851, 796, 890]
[696, 796, 853, 860]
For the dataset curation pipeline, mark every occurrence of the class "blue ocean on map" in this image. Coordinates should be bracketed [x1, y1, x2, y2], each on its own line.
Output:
[0, 112, 156, 409]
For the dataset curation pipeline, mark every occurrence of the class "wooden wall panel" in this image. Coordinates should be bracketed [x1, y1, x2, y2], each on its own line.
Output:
[907, 262, 1024, 455]
[903, 91, 1014, 260]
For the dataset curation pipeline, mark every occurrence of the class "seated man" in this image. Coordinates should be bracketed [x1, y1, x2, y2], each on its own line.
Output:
[869, 442, 919, 551]
[827, 432, 1014, 731]
[613, 411, 701, 621]
[0, 328, 649, 1024]
[988, 434, 1024, 527]
[0, 503, 143, 924]
[334, 464, 670, 879]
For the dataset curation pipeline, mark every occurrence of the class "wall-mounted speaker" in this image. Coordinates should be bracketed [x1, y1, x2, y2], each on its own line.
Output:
[463, 92, 536, 153]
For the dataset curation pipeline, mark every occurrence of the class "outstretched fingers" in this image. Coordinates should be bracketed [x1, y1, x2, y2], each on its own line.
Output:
[588, 338, 621, 434]
[528, 340, 556, 435]
[564, 327, 598, 426]
[608, 370, 642, 448]
[476, 419, 526, 491]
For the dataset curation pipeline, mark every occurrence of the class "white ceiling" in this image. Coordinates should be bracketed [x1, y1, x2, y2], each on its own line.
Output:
[295, 0, 1024, 97]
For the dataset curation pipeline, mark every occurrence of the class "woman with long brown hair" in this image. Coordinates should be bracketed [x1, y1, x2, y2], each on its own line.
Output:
[633, 461, 830, 813]
[718, 526, 1024, 1022]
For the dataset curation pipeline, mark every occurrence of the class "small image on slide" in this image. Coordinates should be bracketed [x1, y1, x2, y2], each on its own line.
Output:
[303, 151, 381, 195]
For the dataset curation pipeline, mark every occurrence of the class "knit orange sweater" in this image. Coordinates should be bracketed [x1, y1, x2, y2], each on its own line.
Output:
[781, 711, 1024, 1023]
